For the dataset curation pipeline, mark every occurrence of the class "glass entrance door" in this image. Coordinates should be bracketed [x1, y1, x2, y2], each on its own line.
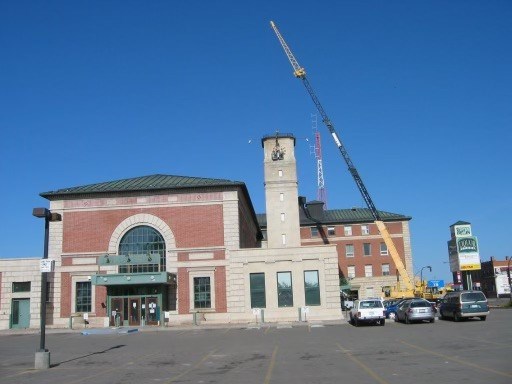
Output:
[146, 297, 159, 325]
[110, 298, 124, 327]
[129, 298, 141, 326]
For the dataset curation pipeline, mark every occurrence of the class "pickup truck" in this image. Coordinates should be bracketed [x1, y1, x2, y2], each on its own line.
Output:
[349, 299, 386, 326]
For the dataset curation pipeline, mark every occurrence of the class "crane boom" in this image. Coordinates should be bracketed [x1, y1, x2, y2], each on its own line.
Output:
[270, 21, 414, 294]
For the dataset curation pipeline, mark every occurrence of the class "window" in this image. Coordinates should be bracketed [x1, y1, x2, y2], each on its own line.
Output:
[345, 244, 354, 257]
[250, 273, 266, 308]
[344, 226, 352, 236]
[361, 225, 370, 235]
[380, 242, 388, 256]
[278, 170, 283, 177]
[365, 287, 374, 298]
[261, 230, 267, 241]
[365, 265, 373, 277]
[304, 270, 321, 306]
[382, 264, 390, 276]
[193, 277, 211, 309]
[280, 193, 284, 202]
[310, 227, 319, 237]
[347, 266, 356, 279]
[76, 282, 91, 312]
[277, 272, 293, 307]
[327, 226, 336, 236]
[118, 225, 166, 273]
[280, 213, 285, 222]
[281, 234, 286, 245]
[363, 243, 372, 256]
[12, 282, 31, 292]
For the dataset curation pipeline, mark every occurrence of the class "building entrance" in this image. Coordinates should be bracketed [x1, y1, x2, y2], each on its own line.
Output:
[109, 295, 160, 326]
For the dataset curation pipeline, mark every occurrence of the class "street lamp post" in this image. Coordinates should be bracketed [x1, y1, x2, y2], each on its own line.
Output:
[33, 208, 61, 370]
[420, 265, 432, 290]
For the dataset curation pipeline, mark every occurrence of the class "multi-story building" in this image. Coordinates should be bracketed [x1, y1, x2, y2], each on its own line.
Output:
[258, 203, 413, 300]
[0, 133, 347, 330]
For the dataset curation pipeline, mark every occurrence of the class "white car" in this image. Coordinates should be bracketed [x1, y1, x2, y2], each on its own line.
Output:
[349, 299, 386, 326]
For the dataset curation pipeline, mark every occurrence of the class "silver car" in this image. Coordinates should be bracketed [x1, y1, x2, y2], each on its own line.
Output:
[395, 299, 435, 324]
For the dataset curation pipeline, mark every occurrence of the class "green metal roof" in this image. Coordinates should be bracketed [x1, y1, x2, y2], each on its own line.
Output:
[40, 174, 245, 198]
[257, 208, 411, 227]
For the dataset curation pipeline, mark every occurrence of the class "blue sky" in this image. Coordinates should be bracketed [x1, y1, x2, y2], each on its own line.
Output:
[1, 1, 511, 283]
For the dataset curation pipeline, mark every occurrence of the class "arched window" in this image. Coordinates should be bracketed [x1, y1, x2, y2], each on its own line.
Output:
[118, 226, 166, 273]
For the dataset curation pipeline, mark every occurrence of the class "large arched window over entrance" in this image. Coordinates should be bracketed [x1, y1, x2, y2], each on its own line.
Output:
[118, 226, 166, 273]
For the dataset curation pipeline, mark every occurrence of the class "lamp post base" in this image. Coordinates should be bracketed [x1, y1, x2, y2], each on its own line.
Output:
[35, 351, 50, 369]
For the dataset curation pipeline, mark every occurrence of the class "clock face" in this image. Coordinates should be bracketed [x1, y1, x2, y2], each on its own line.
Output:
[271, 144, 285, 161]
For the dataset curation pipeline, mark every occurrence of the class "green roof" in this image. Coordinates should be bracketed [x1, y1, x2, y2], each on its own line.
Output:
[40, 174, 245, 199]
[257, 208, 411, 227]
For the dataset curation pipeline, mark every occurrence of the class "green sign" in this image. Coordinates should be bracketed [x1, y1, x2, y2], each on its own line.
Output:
[457, 236, 478, 253]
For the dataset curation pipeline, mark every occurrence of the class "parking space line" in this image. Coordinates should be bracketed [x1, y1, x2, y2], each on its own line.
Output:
[399, 340, 512, 379]
[336, 343, 390, 384]
[264, 326, 271, 334]
[263, 345, 278, 384]
[164, 348, 218, 383]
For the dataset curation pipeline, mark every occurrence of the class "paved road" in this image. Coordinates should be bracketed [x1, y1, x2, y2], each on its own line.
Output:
[1, 309, 511, 384]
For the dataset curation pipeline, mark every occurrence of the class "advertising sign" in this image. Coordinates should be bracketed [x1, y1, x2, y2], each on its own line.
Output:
[456, 236, 481, 270]
[454, 224, 472, 238]
[427, 280, 445, 288]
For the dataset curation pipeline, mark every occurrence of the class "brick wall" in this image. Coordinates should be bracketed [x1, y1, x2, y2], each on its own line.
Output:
[60, 272, 71, 318]
[177, 267, 189, 314]
[63, 205, 224, 253]
[214, 266, 227, 313]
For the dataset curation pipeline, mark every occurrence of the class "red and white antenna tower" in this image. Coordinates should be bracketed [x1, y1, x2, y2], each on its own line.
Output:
[312, 114, 327, 209]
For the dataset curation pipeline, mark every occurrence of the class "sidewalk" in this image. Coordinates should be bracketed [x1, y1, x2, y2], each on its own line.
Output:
[0, 318, 347, 336]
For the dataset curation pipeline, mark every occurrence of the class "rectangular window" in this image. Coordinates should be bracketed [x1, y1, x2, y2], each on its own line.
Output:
[365, 265, 373, 277]
[344, 226, 352, 236]
[380, 242, 388, 256]
[277, 272, 293, 307]
[366, 287, 374, 298]
[281, 234, 286, 245]
[347, 266, 356, 279]
[76, 282, 92, 312]
[194, 277, 211, 309]
[12, 282, 31, 292]
[278, 170, 283, 177]
[345, 244, 354, 257]
[361, 225, 370, 235]
[261, 230, 267, 240]
[327, 226, 335, 236]
[250, 273, 266, 308]
[304, 270, 321, 306]
[382, 264, 390, 276]
[363, 243, 372, 256]
[280, 213, 285, 222]
[280, 193, 284, 201]
[310, 227, 319, 237]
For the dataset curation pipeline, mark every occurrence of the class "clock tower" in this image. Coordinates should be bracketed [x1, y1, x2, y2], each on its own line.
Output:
[262, 133, 301, 248]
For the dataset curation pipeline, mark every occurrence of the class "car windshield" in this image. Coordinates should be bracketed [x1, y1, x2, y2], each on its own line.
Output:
[461, 292, 486, 302]
[360, 300, 383, 308]
[410, 301, 430, 308]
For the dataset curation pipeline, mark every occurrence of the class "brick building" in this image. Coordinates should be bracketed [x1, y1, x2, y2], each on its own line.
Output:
[0, 133, 412, 330]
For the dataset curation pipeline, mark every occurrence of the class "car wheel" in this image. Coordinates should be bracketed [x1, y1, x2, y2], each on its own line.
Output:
[380, 319, 385, 326]
[354, 317, 359, 327]
[430, 317, 435, 323]
[480, 316, 486, 321]
[405, 315, 410, 324]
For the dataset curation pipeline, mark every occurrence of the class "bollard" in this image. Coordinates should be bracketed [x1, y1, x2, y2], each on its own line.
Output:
[298, 307, 302, 322]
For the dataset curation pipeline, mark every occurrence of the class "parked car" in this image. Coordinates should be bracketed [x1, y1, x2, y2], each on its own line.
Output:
[349, 298, 386, 326]
[384, 298, 411, 319]
[439, 290, 489, 321]
[395, 299, 435, 324]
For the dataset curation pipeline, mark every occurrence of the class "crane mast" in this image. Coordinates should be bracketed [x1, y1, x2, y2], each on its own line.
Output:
[270, 21, 414, 294]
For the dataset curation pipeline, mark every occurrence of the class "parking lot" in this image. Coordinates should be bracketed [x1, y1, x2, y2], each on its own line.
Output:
[0, 309, 511, 384]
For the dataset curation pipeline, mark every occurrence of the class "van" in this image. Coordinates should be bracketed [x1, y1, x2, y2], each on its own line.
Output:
[439, 290, 489, 321]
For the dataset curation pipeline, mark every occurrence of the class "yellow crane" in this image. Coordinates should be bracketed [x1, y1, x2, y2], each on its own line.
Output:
[270, 21, 415, 298]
